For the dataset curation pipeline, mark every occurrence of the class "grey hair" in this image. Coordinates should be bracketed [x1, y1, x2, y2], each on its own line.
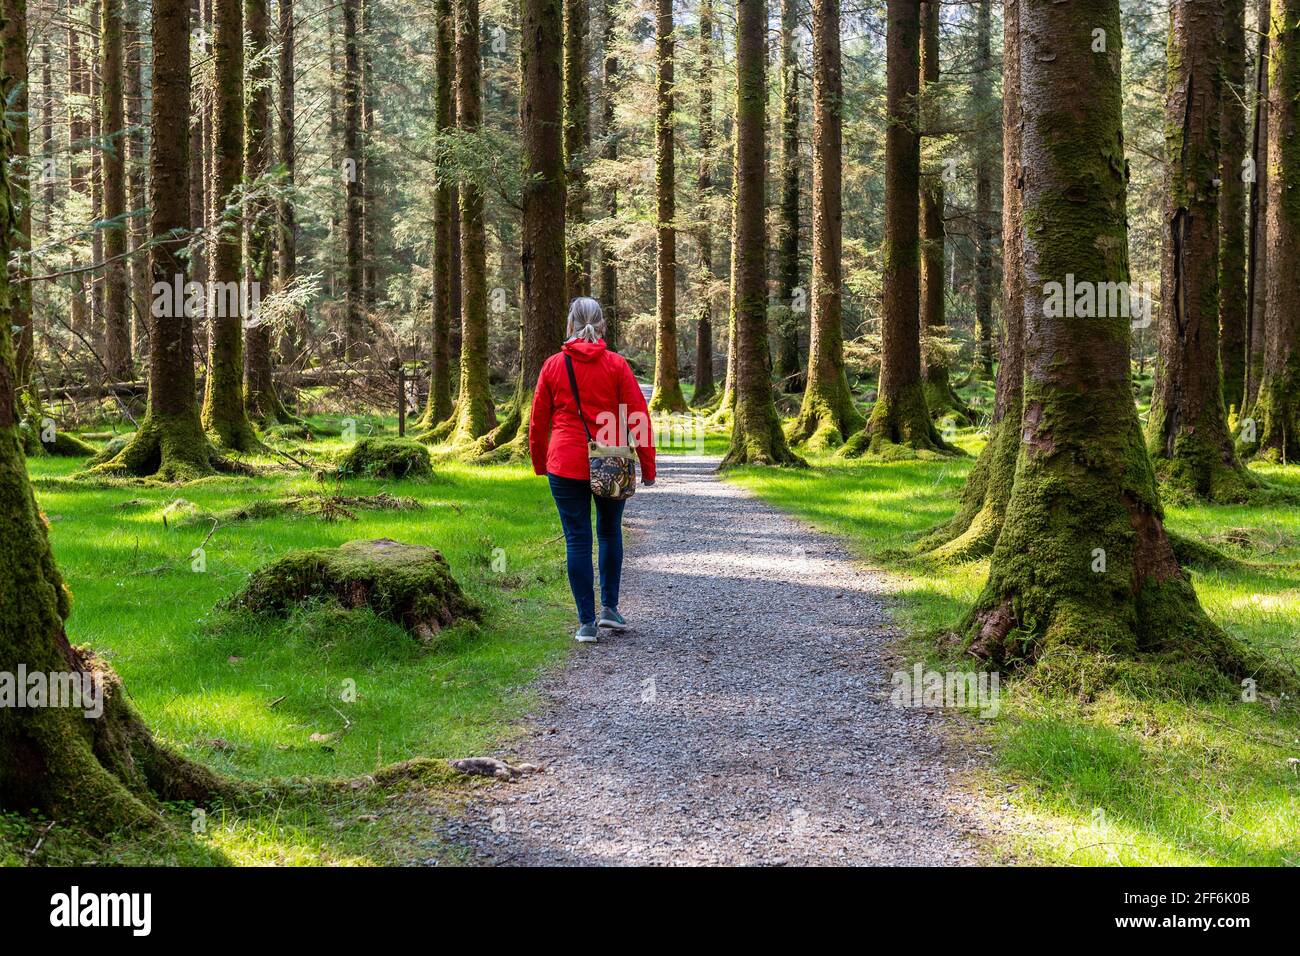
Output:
[565, 297, 607, 343]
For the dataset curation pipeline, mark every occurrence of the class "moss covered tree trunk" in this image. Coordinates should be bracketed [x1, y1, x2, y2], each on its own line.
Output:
[476, 0, 565, 458]
[201, 0, 259, 451]
[720, 0, 802, 468]
[243, 0, 292, 427]
[972, 0, 995, 380]
[101, 0, 132, 381]
[773, 0, 801, 386]
[98, 0, 213, 479]
[649, 0, 687, 414]
[842, 0, 953, 459]
[919, 0, 1024, 562]
[1146, 0, 1258, 500]
[1244, 0, 1271, 411]
[692, 0, 717, 406]
[789, 0, 861, 450]
[917, 0, 968, 425]
[448, 0, 496, 443]
[1252, 0, 1300, 461]
[0, 14, 226, 827]
[421, 0, 455, 429]
[564, 0, 589, 296]
[965, 0, 1247, 683]
[1220, 0, 1250, 414]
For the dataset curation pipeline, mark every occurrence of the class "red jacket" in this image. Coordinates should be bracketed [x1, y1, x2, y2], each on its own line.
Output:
[529, 339, 656, 483]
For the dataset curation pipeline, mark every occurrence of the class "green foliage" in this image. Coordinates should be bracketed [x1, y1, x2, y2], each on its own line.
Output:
[335, 437, 432, 480]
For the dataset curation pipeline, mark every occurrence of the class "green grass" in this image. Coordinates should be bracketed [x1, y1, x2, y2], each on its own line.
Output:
[8, 417, 576, 865]
[726, 425, 1300, 866]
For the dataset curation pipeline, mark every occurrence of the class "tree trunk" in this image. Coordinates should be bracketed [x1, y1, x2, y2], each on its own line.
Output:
[67, 11, 89, 338]
[191, 0, 208, 293]
[361, 0, 378, 306]
[95, 0, 214, 480]
[1244, 0, 1271, 410]
[100, 0, 132, 380]
[564, 0, 589, 296]
[965, 0, 1248, 683]
[242, 0, 290, 426]
[773, 0, 801, 386]
[1253, 0, 1300, 461]
[1147, 0, 1257, 501]
[972, 0, 995, 379]
[1220, 0, 1249, 414]
[447, 0, 497, 443]
[598, 0, 618, 347]
[125, 0, 149, 357]
[649, 0, 687, 413]
[918, 0, 969, 424]
[201, 0, 258, 450]
[2, 0, 33, 412]
[692, 0, 717, 405]
[422, 0, 455, 428]
[843, 0, 953, 458]
[919, 0, 1025, 561]
[90, 2, 105, 351]
[720, 0, 802, 468]
[341, 0, 365, 357]
[789, 0, 861, 449]
[276, 0, 299, 356]
[476, 0, 565, 458]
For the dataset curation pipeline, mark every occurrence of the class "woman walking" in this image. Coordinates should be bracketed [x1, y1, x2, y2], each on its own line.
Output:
[529, 298, 657, 642]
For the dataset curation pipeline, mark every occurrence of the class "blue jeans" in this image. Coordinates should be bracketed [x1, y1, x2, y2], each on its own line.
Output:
[548, 473, 627, 625]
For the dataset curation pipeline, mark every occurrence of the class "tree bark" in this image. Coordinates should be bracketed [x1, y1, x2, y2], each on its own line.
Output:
[773, 0, 802, 385]
[919, 0, 1024, 561]
[447, 0, 497, 443]
[1244, 0, 1271, 410]
[2, 0, 33, 411]
[1147, 0, 1256, 501]
[843, 0, 953, 458]
[1254, 0, 1300, 461]
[100, 0, 132, 380]
[422, 0, 455, 428]
[200, 0, 258, 449]
[276, 0, 299, 353]
[1220, 0, 1249, 414]
[720, 0, 802, 468]
[972, 0, 995, 379]
[692, 0, 717, 405]
[67, 10, 89, 337]
[649, 0, 687, 413]
[966, 0, 1248, 682]
[243, 0, 290, 426]
[475, 0, 565, 458]
[341, 0, 365, 357]
[95, 0, 214, 480]
[598, 0, 618, 347]
[918, 0, 969, 424]
[789, 0, 861, 449]
[564, 0, 589, 296]
[125, 0, 149, 356]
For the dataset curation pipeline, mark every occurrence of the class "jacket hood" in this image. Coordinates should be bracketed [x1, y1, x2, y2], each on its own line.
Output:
[561, 338, 608, 363]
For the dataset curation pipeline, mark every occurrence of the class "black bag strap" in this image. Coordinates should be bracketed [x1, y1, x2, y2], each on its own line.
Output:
[563, 354, 595, 443]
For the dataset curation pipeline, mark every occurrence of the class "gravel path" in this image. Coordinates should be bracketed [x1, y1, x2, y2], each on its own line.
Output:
[436, 453, 994, 865]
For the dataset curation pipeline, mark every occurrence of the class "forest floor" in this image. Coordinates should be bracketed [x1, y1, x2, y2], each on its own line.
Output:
[5, 391, 1298, 866]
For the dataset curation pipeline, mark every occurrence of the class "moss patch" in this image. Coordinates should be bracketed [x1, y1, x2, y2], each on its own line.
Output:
[335, 438, 432, 479]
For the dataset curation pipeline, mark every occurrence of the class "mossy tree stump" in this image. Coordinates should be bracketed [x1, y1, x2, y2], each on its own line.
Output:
[336, 438, 433, 479]
[227, 539, 478, 642]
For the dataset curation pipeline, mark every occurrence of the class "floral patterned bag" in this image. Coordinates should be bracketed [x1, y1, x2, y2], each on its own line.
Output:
[565, 355, 637, 500]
